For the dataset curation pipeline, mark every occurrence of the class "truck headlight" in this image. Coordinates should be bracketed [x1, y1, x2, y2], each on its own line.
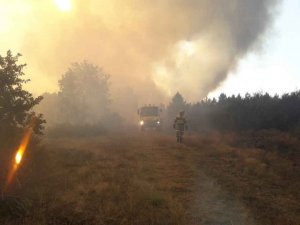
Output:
[140, 120, 144, 126]
[157, 121, 160, 124]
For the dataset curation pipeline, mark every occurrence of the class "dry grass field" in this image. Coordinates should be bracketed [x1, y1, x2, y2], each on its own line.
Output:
[1, 131, 299, 225]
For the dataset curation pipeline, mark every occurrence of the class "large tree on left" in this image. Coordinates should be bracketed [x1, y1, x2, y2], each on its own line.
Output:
[0, 51, 45, 144]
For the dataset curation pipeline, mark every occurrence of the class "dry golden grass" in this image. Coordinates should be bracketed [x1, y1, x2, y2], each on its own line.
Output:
[1, 131, 299, 225]
[185, 131, 300, 225]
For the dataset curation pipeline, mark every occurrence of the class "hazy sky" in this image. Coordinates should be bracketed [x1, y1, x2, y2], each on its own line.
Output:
[1, 0, 295, 103]
[209, 0, 300, 98]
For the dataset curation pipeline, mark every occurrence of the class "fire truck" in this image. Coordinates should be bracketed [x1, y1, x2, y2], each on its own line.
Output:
[137, 105, 162, 131]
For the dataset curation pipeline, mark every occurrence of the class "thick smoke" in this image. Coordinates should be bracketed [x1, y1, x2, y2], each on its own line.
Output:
[0, 0, 280, 101]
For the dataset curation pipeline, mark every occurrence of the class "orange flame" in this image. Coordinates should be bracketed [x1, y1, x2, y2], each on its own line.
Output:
[5, 127, 33, 191]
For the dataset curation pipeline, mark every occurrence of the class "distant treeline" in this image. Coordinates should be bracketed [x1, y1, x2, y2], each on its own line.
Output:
[167, 92, 300, 132]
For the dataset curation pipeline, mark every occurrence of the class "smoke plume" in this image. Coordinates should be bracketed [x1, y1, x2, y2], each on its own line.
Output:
[0, 0, 280, 101]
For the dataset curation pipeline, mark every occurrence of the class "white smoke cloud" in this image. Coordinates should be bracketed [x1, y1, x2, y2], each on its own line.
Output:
[0, 0, 280, 102]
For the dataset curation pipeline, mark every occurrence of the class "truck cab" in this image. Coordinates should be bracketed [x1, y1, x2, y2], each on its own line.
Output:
[137, 105, 162, 131]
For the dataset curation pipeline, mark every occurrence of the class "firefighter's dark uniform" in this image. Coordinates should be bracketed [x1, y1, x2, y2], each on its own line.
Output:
[173, 112, 187, 143]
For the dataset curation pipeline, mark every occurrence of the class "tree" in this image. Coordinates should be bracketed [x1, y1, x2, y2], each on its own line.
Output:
[167, 92, 187, 119]
[58, 62, 110, 124]
[0, 51, 45, 144]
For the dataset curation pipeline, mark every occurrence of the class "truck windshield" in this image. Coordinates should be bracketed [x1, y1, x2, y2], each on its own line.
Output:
[140, 107, 159, 116]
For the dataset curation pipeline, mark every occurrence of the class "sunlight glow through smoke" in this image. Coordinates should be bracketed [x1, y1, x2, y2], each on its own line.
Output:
[54, 0, 72, 12]
[15, 151, 22, 165]
[5, 127, 34, 191]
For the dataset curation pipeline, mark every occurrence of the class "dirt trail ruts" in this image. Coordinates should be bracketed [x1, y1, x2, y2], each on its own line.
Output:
[137, 134, 256, 225]
[188, 167, 255, 225]
[45, 134, 256, 225]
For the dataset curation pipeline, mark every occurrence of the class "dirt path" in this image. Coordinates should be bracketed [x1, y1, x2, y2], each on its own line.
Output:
[129, 134, 256, 225]
[153, 136, 256, 225]
[42, 134, 256, 225]
[188, 167, 255, 225]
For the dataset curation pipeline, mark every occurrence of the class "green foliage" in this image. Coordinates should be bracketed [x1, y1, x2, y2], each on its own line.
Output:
[58, 61, 111, 124]
[186, 92, 300, 132]
[0, 50, 45, 143]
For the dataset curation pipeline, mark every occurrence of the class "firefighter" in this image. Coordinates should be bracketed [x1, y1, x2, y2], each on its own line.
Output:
[173, 110, 188, 143]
